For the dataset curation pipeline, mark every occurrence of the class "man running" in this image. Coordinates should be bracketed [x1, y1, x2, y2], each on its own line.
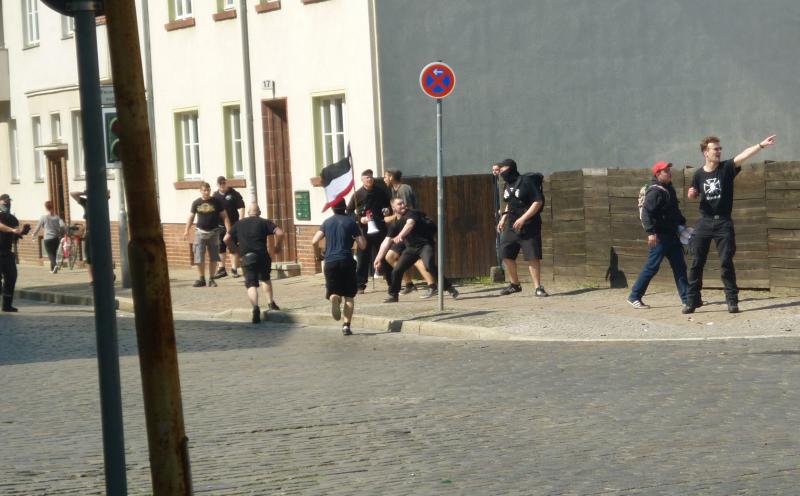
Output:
[225, 203, 283, 323]
[683, 134, 776, 314]
[347, 169, 392, 293]
[311, 199, 367, 336]
[374, 198, 458, 302]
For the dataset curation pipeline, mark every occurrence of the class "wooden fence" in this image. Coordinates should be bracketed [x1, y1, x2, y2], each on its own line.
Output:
[406, 161, 800, 293]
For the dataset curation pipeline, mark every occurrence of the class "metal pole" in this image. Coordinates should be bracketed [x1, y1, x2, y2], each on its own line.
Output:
[104, 2, 192, 493]
[117, 170, 131, 289]
[436, 98, 444, 311]
[140, 0, 159, 205]
[240, 0, 258, 204]
[73, 5, 128, 494]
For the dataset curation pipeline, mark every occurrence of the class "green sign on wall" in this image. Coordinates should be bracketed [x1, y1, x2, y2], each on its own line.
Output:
[295, 190, 311, 221]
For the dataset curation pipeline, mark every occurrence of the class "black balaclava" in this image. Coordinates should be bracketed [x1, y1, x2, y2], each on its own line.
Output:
[498, 158, 519, 183]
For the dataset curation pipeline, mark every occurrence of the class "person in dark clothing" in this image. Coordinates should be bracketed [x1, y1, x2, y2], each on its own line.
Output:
[627, 161, 688, 309]
[311, 200, 367, 335]
[183, 182, 231, 288]
[213, 176, 246, 279]
[373, 198, 459, 302]
[346, 169, 392, 292]
[225, 203, 283, 324]
[683, 134, 776, 315]
[70, 189, 111, 284]
[0, 194, 29, 312]
[495, 159, 549, 297]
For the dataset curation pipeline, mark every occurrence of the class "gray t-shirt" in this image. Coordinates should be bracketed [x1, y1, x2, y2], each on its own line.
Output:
[33, 214, 65, 240]
[392, 183, 417, 210]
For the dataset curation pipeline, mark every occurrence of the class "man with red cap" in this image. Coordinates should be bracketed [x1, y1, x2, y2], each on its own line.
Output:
[626, 161, 688, 309]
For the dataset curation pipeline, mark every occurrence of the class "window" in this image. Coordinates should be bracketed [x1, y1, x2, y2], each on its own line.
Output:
[223, 106, 243, 177]
[176, 112, 200, 179]
[314, 95, 348, 171]
[9, 121, 20, 182]
[223, 0, 235, 10]
[24, 0, 40, 46]
[32, 116, 44, 180]
[61, 15, 75, 37]
[51, 113, 62, 142]
[71, 111, 85, 178]
[174, 0, 193, 20]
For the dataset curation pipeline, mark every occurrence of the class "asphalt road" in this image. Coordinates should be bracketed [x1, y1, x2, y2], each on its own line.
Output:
[2, 301, 800, 495]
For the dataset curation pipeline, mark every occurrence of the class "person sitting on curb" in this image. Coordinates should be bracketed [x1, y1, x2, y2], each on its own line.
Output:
[224, 203, 283, 324]
[627, 161, 688, 309]
[311, 199, 367, 336]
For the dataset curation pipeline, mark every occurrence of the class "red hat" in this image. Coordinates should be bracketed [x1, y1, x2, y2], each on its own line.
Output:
[652, 161, 672, 176]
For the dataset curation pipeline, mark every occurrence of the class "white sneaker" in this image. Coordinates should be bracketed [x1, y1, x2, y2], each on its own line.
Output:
[627, 298, 650, 309]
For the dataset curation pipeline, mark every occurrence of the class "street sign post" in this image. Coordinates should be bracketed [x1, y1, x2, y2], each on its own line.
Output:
[419, 61, 455, 311]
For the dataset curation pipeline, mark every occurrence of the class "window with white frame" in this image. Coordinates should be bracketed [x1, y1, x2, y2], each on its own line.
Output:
[51, 113, 62, 142]
[9, 120, 20, 182]
[177, 112, 201, 178]
[316, 95, 348, 169]
[32, 116, 43, 180]
[71, 111, 85, 178]
[24, 0, 40, 46]
[61, 15, 75, 37]
[223, 0, 236, 10]
[174, 0, 193, 20]
[224, 106, 243, 177]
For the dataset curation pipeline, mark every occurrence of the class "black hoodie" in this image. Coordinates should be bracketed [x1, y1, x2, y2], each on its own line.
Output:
[641, 178, 686, 235]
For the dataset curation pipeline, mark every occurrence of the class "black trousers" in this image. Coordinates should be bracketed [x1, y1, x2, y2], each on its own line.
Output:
[0, 252, 17, 298]
[43, 237, 60, 270]
[687, 216, 738, 304]
[389, 243, 451, 296]
[356, 231, 392, 288]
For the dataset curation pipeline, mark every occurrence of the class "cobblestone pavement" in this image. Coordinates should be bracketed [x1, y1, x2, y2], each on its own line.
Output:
[3, 301, 800, 494]
[13, 264, 800, 340]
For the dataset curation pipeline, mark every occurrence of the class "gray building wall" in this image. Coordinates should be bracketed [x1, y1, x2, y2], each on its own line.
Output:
[375, 0, 798, 176]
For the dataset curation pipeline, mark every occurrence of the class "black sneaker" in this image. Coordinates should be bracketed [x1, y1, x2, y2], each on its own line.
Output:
[358, 286, 366, 294]
[214, 268, 228, 279]
[208, 278, 218, 287]
[269, 301, 280, 311]
[420, 287, 437, 299]
[681, 304, 696, 314]
[535, 286, 549, 297]
[342, 324, 352, 336]
[728, 302, 740, 314]
[192, 278, 206, 287]
[252, 306, 261, 324]
[401, 283, 416, 295]
[447, 287, 459, 299]
[499, 283, 522, 296]
[383, 294, 399, 303]
[231, 268, 240, 278]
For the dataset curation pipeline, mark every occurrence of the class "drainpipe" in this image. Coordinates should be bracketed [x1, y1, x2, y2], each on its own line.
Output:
[141, 0, 159, 205]
[239, 0, 258, 204]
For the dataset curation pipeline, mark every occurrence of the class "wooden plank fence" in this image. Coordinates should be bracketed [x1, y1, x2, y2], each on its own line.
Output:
[405, 161, 800, 293]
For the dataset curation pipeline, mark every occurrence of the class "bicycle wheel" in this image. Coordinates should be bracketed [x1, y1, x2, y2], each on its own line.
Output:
[68, 247, 77, 270]
[56, 240, 66, 269]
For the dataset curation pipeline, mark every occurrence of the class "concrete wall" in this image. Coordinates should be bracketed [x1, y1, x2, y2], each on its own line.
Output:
[374, 0, 798, 176]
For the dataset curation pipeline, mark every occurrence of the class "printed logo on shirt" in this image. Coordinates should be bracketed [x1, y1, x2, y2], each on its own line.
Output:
[503, 188, 521, 199]
[703, 178, 722, 201]
[196, 202, 217, 214]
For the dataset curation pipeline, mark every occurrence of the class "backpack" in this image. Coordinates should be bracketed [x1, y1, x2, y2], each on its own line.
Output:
[638, 183, 668, 229]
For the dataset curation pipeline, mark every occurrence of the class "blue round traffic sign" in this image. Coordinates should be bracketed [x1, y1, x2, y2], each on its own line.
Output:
[419, 62, 456, 99]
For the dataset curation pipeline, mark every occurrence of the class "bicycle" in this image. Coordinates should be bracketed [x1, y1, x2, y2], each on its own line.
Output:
[54, 224, 82, 272]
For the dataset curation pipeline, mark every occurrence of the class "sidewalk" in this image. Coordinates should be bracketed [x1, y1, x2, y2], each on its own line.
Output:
[13, 263, 800, 341]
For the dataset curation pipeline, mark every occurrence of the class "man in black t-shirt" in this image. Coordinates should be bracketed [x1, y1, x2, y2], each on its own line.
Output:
[213, 176, 246, 279]
[183, 182, 231, 288]
[0, 194, 29, 312]
[346, 169, 392, 292]
[682, 134, 776, 315]
[225, 203, 283, 324]
[373, 198, 458, 302]
[495, 159, 548, 297]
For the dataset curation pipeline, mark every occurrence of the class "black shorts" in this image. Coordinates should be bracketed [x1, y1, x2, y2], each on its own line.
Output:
[500, 227, 542, 261]
[324, 258, 358, 299]
[243, 257, 271, 288]
[389, 242, 406, 255]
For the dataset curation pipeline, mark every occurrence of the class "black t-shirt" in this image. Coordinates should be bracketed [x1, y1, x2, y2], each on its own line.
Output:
[191, 197, 225, 231]
[387, 210, 433, 249]
[691, 159, 741, 217]
[347, 185, 391, 233]
[503, 174, 544, 228]
[321, 214, 361, 262]
[229, 216, 277, 256]
[213, 188, 245, 225]
[0, 211, 19, 252]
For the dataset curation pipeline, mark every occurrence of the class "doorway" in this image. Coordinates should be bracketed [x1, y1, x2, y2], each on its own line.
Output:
[262, 99, 296, 262]
[45, 150, 69, 221]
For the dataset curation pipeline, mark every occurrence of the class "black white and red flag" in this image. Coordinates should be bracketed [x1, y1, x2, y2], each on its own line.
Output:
[320, 155, 354, 212]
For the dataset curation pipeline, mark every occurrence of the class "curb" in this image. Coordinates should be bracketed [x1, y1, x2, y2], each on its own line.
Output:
[15, 289, 135, 312]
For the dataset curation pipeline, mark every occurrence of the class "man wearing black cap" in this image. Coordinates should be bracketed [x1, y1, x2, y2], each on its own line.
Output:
[495, 159, 548, 297]
[626, 161, 688, 309]
[682, 134, 777, 314]
[0, 194, 30, 312]
[346, 169, 392, 292]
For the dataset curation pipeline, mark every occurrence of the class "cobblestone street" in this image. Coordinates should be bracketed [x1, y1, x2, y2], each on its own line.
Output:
[2, 301, 800, 494]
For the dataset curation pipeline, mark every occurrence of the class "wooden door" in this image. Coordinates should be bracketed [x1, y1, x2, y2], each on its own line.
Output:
[45, 151, 69, 221]
[262, 99, 296, 262]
